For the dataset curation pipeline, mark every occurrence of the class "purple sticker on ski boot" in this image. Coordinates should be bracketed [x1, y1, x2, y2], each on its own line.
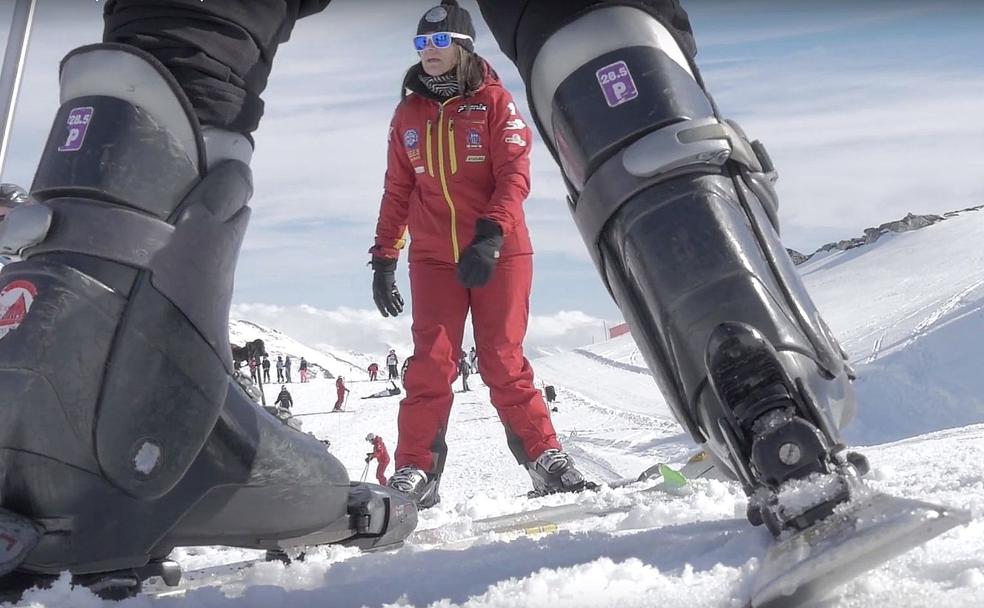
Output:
[58, 107, 94, 152]
[596, 60, 639, 108]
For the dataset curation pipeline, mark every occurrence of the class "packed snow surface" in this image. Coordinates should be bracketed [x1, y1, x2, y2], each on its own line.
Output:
[11, 211, 984, 607]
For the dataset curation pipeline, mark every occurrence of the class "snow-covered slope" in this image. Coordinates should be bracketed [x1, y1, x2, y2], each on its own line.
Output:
[12, 209, 984, 608]
[229, 318, 378, 380]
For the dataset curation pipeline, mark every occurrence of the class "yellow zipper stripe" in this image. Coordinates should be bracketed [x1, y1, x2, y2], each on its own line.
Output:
[448, 118, 458, 174]
[437, 97, 461, 262]
[425, 120, 434, 177]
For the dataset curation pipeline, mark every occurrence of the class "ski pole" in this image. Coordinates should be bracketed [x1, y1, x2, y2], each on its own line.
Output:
[257, 360, 266, 406]
[291, 411, 333, 418]
[360, 460, 370, 482]
[0, 0, 37, 180]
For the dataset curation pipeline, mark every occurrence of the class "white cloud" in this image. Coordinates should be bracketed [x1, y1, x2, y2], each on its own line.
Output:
[231, 302, 612, 358]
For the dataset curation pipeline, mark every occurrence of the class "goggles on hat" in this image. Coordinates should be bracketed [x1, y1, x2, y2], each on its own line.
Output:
[414, 31, 473, 52]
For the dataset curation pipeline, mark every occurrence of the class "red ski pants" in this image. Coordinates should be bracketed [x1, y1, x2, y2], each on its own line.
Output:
[375, 453, 390, 485]
[334, 389, 345, 410]
[395, 255, 560, 472]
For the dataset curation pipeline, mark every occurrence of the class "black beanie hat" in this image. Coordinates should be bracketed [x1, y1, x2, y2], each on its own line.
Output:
[417, 1, 475, 53]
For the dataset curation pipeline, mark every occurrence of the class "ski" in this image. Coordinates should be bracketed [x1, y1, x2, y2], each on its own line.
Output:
[289, 410, 355, 416]
[748, 489, 970, 607]
[142, 557, 264, 599]
[413, 464, 690, 549]
[608, 450, 728, 489]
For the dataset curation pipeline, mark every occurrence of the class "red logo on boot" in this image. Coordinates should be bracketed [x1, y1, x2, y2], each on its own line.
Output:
[0, 280, 37, 339]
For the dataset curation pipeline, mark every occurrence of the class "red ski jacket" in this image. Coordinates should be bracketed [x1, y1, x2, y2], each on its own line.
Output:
[373, 62, 533, 264]
[370, 436, 389, 462]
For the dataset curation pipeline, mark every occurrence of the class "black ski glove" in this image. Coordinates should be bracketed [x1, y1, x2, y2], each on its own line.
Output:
[371, 256, 404, 317]
[365, 455, 372, 463]
[456, 218, 503, 288]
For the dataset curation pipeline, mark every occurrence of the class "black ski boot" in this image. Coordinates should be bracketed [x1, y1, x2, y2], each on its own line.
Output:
[526, 449, 593, 497]
[0, 44, 415, 595]
[388, 466, 442, 510]
[517, 6, 865, 534]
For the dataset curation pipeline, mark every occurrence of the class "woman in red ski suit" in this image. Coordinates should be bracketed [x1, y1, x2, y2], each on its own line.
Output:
[365, 433, 390, 486]
[369, 2, 585, 504]
[333, 376, 349, 411]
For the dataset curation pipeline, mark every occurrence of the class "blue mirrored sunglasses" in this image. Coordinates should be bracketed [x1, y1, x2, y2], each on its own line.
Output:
[414, 31, 472, 52]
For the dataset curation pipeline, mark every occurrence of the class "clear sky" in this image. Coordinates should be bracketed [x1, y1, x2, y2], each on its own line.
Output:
[2, 0, 983, 354]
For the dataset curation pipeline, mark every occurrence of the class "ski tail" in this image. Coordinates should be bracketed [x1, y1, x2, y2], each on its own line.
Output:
[750, 491, 971, 608]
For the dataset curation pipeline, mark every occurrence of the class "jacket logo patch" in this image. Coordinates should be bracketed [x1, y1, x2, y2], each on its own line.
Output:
[504, 118, 526, 130]
[415, 166, 426, 173]
[504, 133, 527, 147]
[457, 103, 487, 113]
[465, 155, 486, 163]
[403, 129, 419, 149]
[467, 129, 482, 148]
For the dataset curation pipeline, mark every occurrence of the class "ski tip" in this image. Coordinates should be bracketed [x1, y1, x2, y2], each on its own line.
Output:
[658, 464, 688, 489]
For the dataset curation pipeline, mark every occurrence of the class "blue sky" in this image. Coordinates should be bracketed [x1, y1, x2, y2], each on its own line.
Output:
[2, 0, 983, 354]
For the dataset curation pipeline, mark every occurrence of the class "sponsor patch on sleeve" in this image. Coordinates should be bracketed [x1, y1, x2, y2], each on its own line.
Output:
[504, 134, 527, 147]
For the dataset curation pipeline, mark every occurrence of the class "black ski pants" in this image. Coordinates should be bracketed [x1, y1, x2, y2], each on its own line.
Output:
[101, 0, 696, 136]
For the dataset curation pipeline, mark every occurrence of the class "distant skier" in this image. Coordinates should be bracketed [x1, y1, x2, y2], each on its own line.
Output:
[248, 356, 258, 382]
[458, 354, 471, 392]
[262, 356, 271, 383]
[469, 347, 478, 375]
[299, 357, 309, 383]
[276, 355, 285, 383]
[333, 376, 350, 411]
[274, 385, 293, 411]
[365, 433, 390, 486]
[362, 381, 402, 399]
[368, 362, 379, 381]
[386, 349, 399, 380]
[284, 355, 293, 383]
[544, 385, 557, 404]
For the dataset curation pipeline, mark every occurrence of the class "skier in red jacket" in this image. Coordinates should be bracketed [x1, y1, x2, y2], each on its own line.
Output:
[367, 362, 379, 381]
[365, 433, 390, 486]
[370, 2, 589, 508]
[333, 376, 350, 412]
